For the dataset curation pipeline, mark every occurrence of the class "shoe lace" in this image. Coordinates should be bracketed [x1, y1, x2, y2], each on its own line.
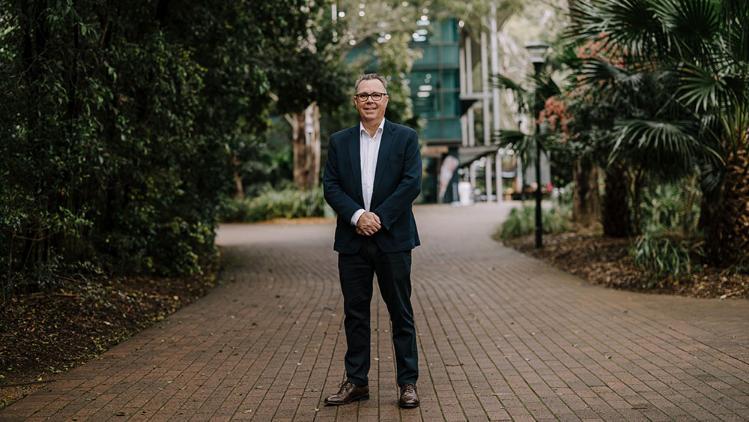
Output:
[339, 380, 353, 392]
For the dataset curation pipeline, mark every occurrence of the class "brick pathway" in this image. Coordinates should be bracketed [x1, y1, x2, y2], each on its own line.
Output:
[3, 203, 749, 421]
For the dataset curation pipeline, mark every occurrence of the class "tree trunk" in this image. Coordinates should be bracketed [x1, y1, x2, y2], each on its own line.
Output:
[290, 103, 321, 191]
[231, 153, 244, 200]
[628, 167, 645, 235]
[571, 158, 601, 227]
[701, 146, 749, 266]
[602, 163, 631, 237]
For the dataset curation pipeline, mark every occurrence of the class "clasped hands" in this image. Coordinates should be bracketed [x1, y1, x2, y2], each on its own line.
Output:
[356, 211, 382, 236]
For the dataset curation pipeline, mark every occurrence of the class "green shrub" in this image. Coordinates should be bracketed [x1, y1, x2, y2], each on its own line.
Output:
[631, 181, 703, 282]
[498, 207, 534, 240]
[496, 206, 570, 241]
[630, 233, 694, 279]
[639, 182, 701, 236]
[220, 188, 325, 222]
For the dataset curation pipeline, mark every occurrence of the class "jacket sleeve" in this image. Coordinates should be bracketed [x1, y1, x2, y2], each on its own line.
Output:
[323, 136, 362, 223]
[373, 130, 422, 231]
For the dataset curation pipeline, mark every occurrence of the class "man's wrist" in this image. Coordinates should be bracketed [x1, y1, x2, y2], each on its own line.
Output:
[351, 209, 366, 226]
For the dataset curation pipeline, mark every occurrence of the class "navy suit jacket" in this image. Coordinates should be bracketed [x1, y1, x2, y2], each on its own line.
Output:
[323, 120, 422, 254]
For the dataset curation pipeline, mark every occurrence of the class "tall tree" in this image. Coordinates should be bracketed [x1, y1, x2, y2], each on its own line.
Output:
[268, 1, 349, 191]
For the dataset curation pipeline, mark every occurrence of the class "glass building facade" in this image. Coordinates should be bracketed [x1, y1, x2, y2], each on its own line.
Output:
[409, 18, 461, 145]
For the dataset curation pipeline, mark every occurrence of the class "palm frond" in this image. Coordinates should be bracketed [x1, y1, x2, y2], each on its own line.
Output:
[610, 119, 707, 179]
[493, 73, 529, 113]
[531, 71, 561, 101]
[566, 0, 606, 41]
[613, 120, 698, 155]
[722, 0, 749, 64]
[496, 129, 546, 169]
[568, 0, 666, 60]
[577, 57, 630, 87]
[695, 113, 728, 170]
[677, 63, 731, 113]
[651, 0, 721, 61]
[496, 129, 528, 148]
[718, 102, 749, 154]
[493, 73, 527, 93]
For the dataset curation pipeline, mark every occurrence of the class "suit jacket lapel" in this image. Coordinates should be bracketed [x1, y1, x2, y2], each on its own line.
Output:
[347, 126, 364, 207]
[372, 120, 394, 207]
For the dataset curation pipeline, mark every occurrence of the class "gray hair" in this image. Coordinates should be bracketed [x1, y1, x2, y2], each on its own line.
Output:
[354, 73, 388, 92]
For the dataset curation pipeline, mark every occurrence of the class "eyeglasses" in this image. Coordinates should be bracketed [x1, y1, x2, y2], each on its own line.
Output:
[355, 92, 388, 102]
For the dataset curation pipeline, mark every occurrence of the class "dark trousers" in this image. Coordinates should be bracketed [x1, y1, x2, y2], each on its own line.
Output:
[338, 238, 418, 386]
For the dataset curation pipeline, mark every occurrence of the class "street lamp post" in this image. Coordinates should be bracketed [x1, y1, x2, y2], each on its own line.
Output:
[525, 42, 549, 249]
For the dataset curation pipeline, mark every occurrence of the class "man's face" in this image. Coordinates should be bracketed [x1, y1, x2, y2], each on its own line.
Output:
[354, 79, 389, 125]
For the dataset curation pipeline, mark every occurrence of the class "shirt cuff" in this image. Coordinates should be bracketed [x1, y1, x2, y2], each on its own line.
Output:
[351, 209, 366, 226]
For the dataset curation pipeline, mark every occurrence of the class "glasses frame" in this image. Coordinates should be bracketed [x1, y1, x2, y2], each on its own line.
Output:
[354, 91, 388, 102]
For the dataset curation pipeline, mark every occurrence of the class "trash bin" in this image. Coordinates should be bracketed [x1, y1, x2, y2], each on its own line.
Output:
[458, 181, 473, 206]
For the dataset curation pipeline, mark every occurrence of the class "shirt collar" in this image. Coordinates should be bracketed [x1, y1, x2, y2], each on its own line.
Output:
[359, 118, 386, 138]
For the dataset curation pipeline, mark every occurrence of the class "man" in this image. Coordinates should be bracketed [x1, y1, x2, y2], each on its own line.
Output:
[322, 73, 422, 408]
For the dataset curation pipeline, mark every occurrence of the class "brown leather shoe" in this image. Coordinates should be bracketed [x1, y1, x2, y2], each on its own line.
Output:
[399, 384, 419, 408]
[324, 381, 369, 406]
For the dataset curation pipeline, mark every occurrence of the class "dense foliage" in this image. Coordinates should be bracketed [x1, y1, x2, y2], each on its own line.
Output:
[495, 0, 747, 279]
[220, 188, 326, 223]
[0, 0, 347, 295]
[565, 0, 749, 265]
[497, 206, 570, 240]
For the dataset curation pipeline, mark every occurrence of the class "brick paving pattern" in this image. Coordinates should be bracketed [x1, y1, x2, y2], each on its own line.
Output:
[2, 203, 749, 421]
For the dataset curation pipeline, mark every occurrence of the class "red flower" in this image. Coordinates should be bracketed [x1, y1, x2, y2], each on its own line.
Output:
[538, 96, 572, 141]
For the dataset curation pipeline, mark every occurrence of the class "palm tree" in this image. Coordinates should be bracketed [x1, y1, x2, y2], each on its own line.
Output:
[568, 58, 711, 236]
[493, 70, 562, 195]
[567, 0, 749, 265]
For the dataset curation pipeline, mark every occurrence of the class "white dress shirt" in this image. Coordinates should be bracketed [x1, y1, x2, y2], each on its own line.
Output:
[351, 119, 386, 226]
